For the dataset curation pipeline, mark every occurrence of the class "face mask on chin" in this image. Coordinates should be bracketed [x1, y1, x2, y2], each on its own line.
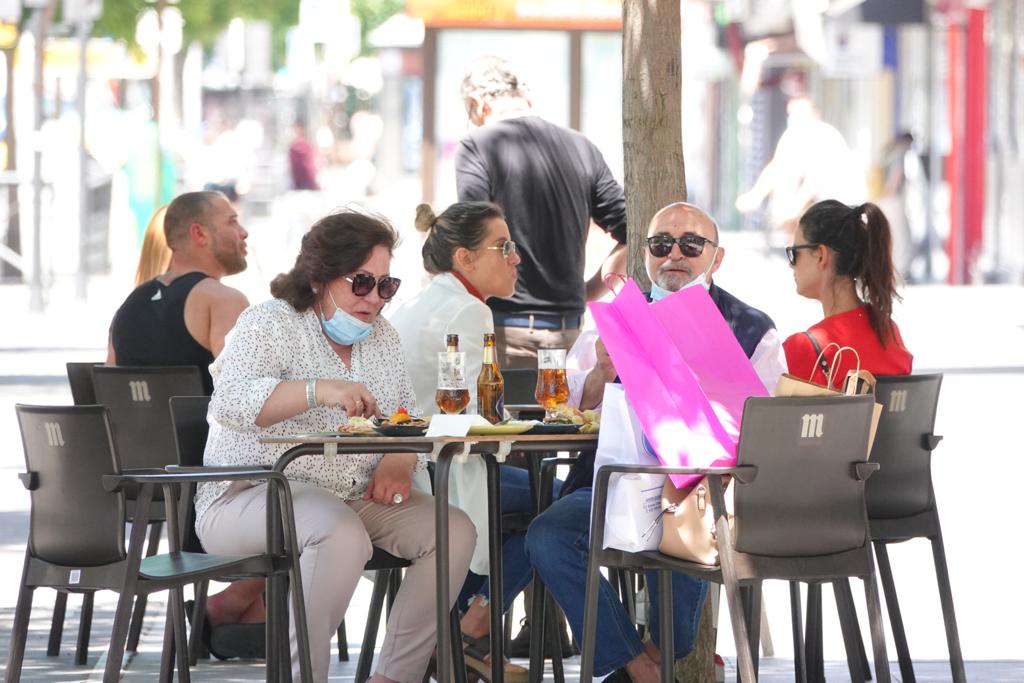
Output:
[650, 262, 713, 301]
[320, 289, 373, 346]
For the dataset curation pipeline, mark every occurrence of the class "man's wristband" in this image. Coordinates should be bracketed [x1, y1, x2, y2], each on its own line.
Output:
[306, 379, 318, 410]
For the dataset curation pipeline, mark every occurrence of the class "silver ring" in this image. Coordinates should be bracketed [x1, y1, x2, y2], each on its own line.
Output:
[392, 493, 404, 505]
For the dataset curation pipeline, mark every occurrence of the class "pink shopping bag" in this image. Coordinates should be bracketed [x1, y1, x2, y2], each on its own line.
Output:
[589, 280, 768, 488]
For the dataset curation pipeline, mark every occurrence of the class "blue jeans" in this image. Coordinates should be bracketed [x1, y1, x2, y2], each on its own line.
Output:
[524, 488, 708, 676]
[459, 466, 563, 611]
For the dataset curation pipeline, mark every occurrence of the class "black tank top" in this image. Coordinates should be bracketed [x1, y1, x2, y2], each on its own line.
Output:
[111, 271, 216, 394]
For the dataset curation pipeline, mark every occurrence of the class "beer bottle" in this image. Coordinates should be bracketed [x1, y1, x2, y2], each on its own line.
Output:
[446, 334, 459, 353]
[477, 333, 505, 424]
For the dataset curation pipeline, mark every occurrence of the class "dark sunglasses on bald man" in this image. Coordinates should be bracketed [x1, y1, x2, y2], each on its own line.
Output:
[646, 233, 717, 259]
[344, 273, 402, 300]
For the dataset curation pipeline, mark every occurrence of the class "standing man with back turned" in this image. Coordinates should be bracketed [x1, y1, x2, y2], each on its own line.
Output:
[107, 190, 264, 659]
[455, 55, 627, 367]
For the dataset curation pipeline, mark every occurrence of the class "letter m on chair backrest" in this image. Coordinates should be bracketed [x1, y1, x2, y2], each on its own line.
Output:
[801, 413, 824, 438]
[44, 422, 65, 447]
[91, 366, 204, 472]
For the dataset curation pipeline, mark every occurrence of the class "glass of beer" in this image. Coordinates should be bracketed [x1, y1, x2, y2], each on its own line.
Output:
[535, 349, 570, 421]
[436, 352, 470, 415]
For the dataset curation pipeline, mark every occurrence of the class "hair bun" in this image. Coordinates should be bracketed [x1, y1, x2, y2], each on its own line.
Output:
[414, 203, 437, 233]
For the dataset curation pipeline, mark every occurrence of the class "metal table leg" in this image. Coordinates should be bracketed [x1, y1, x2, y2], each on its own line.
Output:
[486, 454, 505, 683]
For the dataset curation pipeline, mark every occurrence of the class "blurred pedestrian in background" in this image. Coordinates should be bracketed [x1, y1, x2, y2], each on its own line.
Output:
[736, 96, 865, 245]
[289, 121, 320, 191]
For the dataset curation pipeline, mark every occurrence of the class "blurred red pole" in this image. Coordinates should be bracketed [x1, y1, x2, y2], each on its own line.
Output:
[945, 22, 963, 284]
[963, 8, 987, 283]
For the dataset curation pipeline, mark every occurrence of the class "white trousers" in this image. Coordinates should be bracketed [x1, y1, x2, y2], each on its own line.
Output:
[198, 481, 476, 683]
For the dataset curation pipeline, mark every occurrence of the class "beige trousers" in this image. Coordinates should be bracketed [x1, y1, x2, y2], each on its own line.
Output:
[198, 481, 476, 683]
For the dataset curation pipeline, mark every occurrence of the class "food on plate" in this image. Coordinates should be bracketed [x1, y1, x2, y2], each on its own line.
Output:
[545, 403, 584, 425]
[339, 416, 375, 433]
[388, 406, 412, 423]
[379, 407, 429, 429]
[580, 410, 600, 433]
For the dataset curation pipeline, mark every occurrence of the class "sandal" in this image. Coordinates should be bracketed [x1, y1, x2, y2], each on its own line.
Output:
[461, 633, 528, 683]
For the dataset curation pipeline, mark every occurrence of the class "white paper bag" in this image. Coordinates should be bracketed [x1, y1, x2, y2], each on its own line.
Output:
[593, 384, 666, 552]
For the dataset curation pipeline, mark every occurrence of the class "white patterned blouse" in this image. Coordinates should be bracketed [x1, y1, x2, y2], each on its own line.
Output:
[194, 298, 424, 524]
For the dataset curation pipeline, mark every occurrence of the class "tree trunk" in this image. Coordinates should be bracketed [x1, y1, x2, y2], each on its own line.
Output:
[622, 0, 685, 287]
[622, 3, 714, 681]
[676, 591, 716, 683]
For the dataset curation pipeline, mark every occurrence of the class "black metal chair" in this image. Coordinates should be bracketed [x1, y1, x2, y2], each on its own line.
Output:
[168, 395, 412, 679]
[91, 365, 205, 652]
[822, 374, 964, 683]
[579, 395, 892, 683]
[44, 362, 102, 664]
[66, 361, 98, 405]
[6, 404, 313, 683]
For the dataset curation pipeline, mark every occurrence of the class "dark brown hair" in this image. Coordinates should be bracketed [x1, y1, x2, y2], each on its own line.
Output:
[163, 190, 222, 249]
[270, 209, 398, 312]
[415, 201, 505, 275]
[799, 199, 901, 344]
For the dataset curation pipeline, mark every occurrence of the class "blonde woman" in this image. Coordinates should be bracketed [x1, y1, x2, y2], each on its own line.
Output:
[134, 205, 172, 285]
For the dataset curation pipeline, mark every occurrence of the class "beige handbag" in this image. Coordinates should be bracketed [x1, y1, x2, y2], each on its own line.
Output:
[775, 340, 883, 457]
[657, 477, 734, 565]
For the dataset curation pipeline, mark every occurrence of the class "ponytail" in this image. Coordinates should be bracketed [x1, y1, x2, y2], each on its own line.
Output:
[857, 202, 900, 344]
[799, 200, 901, 345]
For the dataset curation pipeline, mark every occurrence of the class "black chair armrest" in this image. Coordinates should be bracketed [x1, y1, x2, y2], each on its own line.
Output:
[102, 467, 289, 492]
[18, 472, 38, 490]
[922, 434, 943, 451]
[594, 463, 758, 486]
[852, 461, 881, 481]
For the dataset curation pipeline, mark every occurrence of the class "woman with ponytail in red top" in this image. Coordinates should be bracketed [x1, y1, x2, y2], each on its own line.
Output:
[783, 199, 913, 386]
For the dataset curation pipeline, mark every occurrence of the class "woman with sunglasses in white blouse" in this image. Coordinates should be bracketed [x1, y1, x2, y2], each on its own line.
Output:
[390, 201, 527, 683]
[196, 209, 476, 683]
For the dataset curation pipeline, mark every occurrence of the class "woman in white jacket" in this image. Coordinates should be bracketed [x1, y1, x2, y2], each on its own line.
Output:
[389, 201, 527, 682]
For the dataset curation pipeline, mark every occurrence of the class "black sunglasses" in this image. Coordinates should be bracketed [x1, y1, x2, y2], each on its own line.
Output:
[344, 273, 402, 300]
[646, 233, 718, 258]
[785, 243, 819, 266]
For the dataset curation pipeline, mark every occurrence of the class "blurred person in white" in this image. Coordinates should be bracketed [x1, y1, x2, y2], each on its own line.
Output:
[736, 95, 865, 243]
[389, 200, 529, 682]
[196, 209, 475, 683]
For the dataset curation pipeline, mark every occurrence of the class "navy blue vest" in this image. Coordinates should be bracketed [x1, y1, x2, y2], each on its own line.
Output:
[560, 283, 775, 497]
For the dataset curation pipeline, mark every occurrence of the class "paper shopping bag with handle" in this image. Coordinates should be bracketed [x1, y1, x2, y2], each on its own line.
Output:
[774, 342, 883, 456]
[589, 281, 768, 490]
[592, 383, 666, 552]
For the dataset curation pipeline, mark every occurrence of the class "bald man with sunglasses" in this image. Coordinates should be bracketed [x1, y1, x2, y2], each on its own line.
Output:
[529, 202, 787, 683]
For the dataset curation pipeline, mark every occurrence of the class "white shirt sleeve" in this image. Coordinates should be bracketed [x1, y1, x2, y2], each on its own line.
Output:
[567, 328, 601, 409]
[750, 327, 788, 395]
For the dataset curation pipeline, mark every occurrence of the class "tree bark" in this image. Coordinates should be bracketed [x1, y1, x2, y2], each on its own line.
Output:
[622, 0, 685, 287]
[623, 3, 714, 681]
[676, 591, 716, 683]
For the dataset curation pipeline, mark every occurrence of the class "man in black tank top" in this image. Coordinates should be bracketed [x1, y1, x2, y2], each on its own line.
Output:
[107, 191, 264, 658]
[108, 191, 250, 390]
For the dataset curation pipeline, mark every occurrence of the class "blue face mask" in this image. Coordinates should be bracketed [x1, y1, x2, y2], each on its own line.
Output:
[320, 289, 373, 346]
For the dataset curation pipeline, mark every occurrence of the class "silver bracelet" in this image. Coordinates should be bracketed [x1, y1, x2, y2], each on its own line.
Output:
[306, 379, 318, 410]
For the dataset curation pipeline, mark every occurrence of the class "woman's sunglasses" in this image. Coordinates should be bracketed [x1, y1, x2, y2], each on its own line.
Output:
[344, 273, 402, 300]
[483, 240, 518, 259]
[646, 234, 717, 258]
[785, 243, 819, 266]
